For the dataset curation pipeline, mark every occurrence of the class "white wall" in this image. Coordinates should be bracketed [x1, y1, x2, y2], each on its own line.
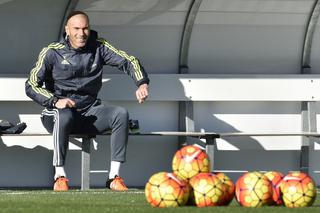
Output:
[194, 101, 304, 182]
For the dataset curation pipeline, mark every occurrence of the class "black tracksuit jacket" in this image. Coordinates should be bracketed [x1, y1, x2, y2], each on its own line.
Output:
[25, 30, 149, 111]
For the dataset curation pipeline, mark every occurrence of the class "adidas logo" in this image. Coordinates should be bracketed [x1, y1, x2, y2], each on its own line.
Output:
[61, 59, 70, 65]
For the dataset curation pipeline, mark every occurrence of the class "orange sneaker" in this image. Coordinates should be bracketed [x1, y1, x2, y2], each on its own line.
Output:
[106, 175, 128, 191]
[53, 176, 69, 191]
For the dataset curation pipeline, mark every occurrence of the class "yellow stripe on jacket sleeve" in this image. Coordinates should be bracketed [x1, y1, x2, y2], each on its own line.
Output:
[98, 38, 143, 81]
[28, 43, 65, 98]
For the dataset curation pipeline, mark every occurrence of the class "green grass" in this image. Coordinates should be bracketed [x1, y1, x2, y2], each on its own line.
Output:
[0, 189, 319, 213]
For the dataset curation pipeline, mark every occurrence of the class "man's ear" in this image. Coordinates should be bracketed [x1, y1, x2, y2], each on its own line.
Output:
[65, 25, 69, 36]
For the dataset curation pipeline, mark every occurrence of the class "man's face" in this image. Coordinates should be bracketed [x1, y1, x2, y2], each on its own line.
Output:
[65, 14, 90, 49]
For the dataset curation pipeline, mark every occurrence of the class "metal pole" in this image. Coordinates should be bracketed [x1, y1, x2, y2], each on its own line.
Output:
[300, 0, 320, 174]
[178, 0, 202, 147]
[81, 136, 91, 190]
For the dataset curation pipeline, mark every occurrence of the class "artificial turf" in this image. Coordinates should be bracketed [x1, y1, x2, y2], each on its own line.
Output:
[0, 189, 319, 213]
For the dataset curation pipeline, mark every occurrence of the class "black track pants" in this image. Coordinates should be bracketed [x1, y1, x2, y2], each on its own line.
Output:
[41, 101, 129, 166]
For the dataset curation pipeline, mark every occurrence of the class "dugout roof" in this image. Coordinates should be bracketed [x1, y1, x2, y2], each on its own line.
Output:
[0, 0, 319, 75]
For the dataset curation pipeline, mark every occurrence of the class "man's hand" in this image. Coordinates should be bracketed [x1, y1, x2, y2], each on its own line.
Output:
[54, 98, 76, 109]
[136, 83, 149, 103]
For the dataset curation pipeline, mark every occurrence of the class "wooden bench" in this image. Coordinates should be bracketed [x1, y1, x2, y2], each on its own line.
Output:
[1, 131, 319, 190]
[1, 74, 320, 189]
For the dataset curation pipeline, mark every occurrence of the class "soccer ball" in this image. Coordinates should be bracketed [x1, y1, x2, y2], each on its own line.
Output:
[172, 145, 210, 181]
[235, 171, 273, 207]
[145, 172, 190, 207]
[189, 173, 225, 207]
[215, 172, 235, 205]
[264, 171, 284, 205]
[280, 172, 316, 208]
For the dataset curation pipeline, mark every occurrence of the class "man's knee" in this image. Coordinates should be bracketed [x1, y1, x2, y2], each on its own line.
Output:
[114, 107, 129, 123]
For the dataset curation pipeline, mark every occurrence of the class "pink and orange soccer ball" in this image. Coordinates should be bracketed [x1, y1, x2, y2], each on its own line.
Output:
[264, 171, 284, 205]
[172, 145, 210, 181]
[215, 172, 235, 205]
[145, 172, 190, 207]
[189, 173, 225, 207]
[280, 172, 316, 208]
[235, 171, 273, 207]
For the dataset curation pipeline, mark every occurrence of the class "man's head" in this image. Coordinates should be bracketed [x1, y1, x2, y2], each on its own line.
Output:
[65, 11, 90, 49]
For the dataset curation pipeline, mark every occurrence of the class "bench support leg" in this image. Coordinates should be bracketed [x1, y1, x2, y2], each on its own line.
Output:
[81, 137, 91, 190]
[301, 101, 317, 174]
[205, 136, 216, 172]
[178, 101, 195, 148]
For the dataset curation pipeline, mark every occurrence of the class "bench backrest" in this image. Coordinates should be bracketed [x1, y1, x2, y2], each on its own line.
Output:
[1, 74, 320, 102]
